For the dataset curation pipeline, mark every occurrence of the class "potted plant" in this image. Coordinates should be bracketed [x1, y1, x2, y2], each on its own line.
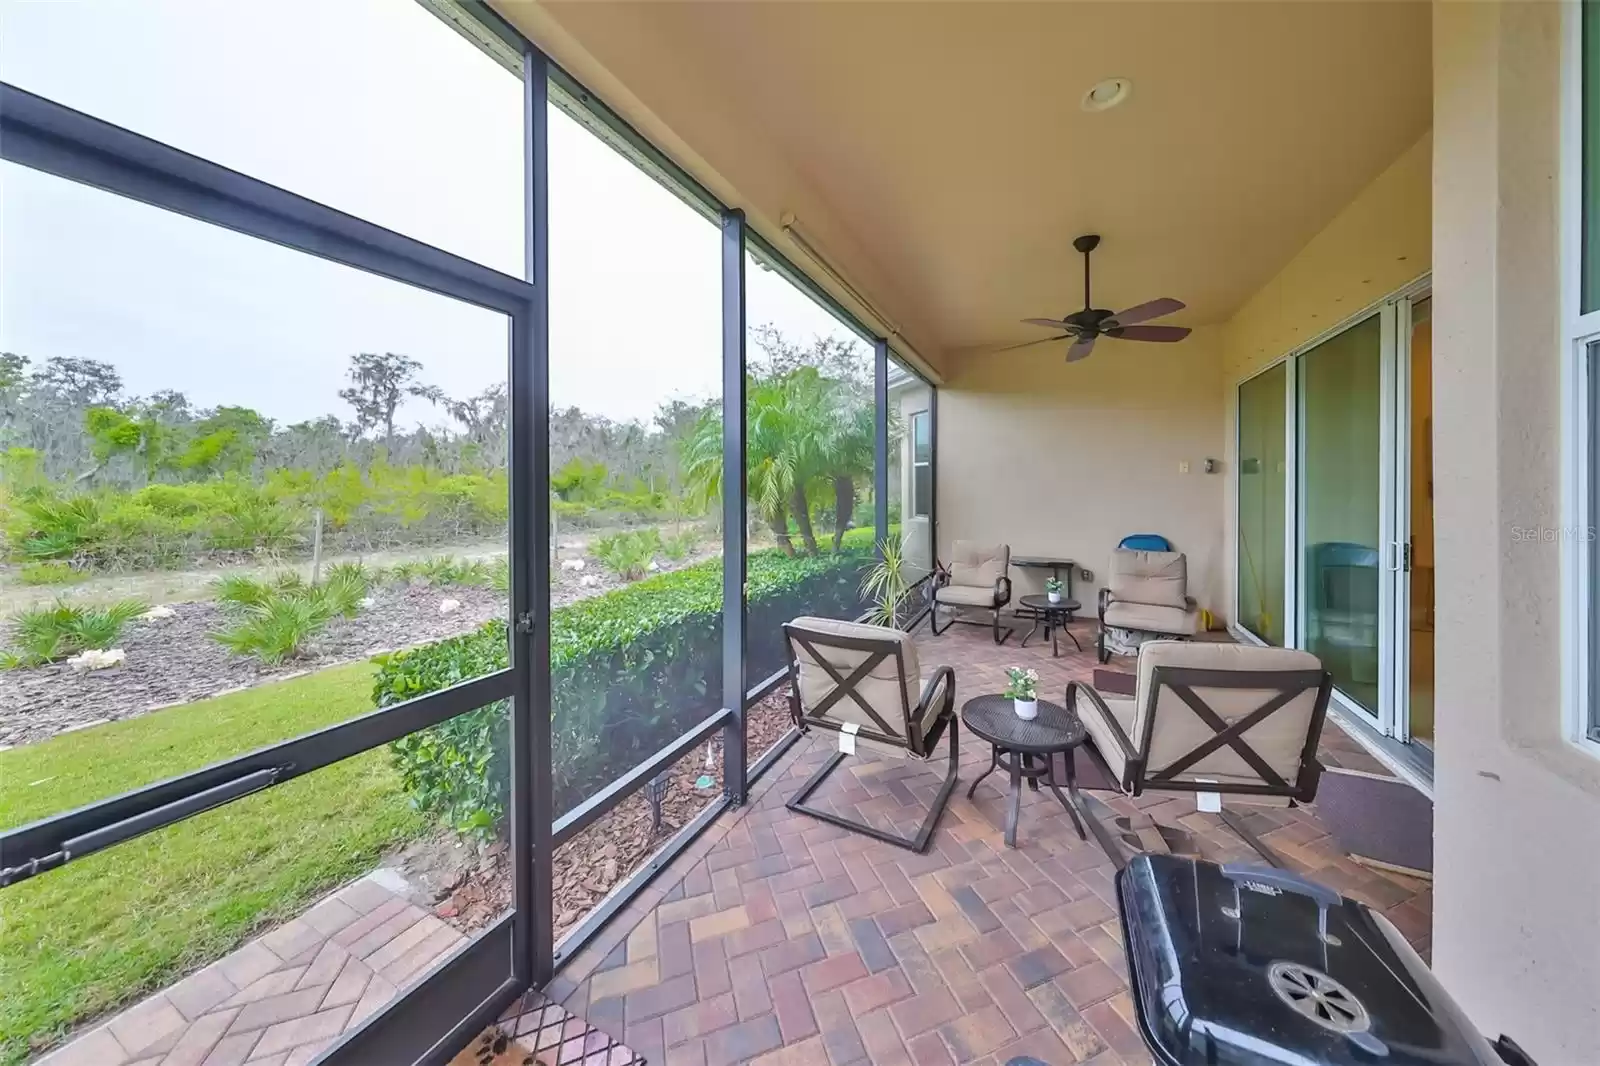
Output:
[860, 537, 913, 627]
[1004, 666, 1040, 720]
[1044, 576, 1064, 604]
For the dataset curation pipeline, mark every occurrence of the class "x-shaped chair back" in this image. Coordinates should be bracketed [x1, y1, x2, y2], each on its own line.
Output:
[1137, 661, 1332, 803]
[782, 618, 928, 756]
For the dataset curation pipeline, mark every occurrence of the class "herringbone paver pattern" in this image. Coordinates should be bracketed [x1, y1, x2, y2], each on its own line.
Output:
[549, 618, 1432, 1066]
[38, 874, 464, 1066]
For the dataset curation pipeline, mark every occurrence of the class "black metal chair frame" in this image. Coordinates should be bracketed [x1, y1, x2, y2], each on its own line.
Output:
[1067, 664, 1333, 868]
[1096, 585, 1195, 664]
[782, 623, 959, 853]
[928, 562, 1014, 645]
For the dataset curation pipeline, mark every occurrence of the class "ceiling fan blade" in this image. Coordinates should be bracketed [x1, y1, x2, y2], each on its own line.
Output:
[1104, 324, 1192, 343]
[1065, 336, 1097, 362]
[992, 334, 1071, 354]
[1102, 298, 1185, 329]
[1021, 317, 1070, 329]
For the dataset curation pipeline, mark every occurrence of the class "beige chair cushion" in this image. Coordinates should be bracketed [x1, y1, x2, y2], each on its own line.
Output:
[1078, 694, 1139, 785]
[949, 541, 1008, 589]
[1103, 600, 1201, 635]
[934, 583, 1001, 608]
[1132, 641, 1324, 790]
[1109, 549, 1189, 609]
[787, 616, 923, 743]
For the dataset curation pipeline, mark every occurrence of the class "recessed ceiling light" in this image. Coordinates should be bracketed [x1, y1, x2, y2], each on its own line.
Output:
[1082, 77, 1132, 112]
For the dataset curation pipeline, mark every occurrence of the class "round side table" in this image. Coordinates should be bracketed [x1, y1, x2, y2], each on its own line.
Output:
[1018, 594, 1083, 656]
[960, 694, 1089, 848]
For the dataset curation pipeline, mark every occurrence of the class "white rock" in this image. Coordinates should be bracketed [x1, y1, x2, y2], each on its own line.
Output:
[359, 596, 377, 609]
[560, 558, 586, 572]
[140, 605, 176, 621]
[579, 575, 601, 588]
[68, 648, 125, 671]
[438, 598, 462, 615]
[647, 560, 661, 572]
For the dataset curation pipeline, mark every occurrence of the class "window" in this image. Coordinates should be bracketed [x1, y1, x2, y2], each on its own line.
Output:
[911, 410, 933, 520]
[1570, 0, 1600, 746]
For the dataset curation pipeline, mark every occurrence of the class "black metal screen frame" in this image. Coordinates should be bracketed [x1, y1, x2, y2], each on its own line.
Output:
[0, 77, 541, 1063]
[0, 0, 936, 1052]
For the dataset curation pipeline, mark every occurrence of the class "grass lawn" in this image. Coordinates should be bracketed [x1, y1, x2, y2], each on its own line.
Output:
[0, 662, 426, 1065]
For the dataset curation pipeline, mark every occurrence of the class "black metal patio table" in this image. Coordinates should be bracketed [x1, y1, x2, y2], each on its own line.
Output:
[1017, 593, 1083, 656]
[961, 695, 1089, 848]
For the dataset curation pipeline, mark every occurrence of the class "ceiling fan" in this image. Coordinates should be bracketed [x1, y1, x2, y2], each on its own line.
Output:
[1001, 234, 1191, 362]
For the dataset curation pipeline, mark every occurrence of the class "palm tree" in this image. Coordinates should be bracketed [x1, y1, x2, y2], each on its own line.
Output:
[680, 364, 879, 557]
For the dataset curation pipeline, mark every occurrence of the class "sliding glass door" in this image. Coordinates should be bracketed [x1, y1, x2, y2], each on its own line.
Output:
[1298, 313, 1387, 724]
[1237, 292, 1432, 747]
[1237, 363, 1289, 646]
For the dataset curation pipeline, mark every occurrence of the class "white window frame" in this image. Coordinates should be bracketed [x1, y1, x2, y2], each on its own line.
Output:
[1561, 0, 1600, 754]
[910, 409, 931, 519]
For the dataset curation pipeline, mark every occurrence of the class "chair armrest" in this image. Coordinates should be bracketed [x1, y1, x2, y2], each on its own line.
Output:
[933, 563, 951, 589]
[913, 665, 957, 753]
[994, 575, 1012, 606]
[1067, 680, 1138, 764]
[918, 665, 956, 722]
[1098, 586, 1114, 617]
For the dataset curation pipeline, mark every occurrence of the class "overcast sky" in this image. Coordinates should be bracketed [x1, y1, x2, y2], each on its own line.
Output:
[0, 0, 867, 430]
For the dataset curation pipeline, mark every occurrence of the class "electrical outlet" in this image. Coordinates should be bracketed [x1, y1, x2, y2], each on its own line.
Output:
[1080, 568, 1093, 583]
[1178, 460, 1190, 474]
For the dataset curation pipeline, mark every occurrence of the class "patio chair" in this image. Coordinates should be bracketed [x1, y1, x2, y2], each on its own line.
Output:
[783, 617, 958, 853]
[929, 541, 1014, 644]
[1067, 640, 1333, 866]
[1097, 547, 1202, 663]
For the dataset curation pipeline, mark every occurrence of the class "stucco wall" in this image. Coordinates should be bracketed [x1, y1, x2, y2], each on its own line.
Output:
[1431, 2, 1600, 1059]
[936, 326, 1228, 615]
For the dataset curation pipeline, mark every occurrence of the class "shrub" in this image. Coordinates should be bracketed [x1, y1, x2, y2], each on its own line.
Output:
[212, 565, 369, 661]
[213, 594, 333, 664]
[659, 530, 696, 562]
[376, 622, 510, 839]
[19, 561, 82, 586]
[592, 529, 661, 580]
[376, 537, 876, 825]
[1, 598, 147, 669]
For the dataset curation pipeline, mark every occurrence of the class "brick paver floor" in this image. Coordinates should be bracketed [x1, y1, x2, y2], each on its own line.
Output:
[37, 873, 464, 1066]
[545, 617, 1432, 1066]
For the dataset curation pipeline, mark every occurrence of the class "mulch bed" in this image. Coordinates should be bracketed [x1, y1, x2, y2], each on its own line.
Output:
[0, 544, 717, 750]
[406, 688, 797, 942]
[0, 583, 505, 747]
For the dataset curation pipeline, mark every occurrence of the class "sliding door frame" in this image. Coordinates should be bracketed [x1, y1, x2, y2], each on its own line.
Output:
[1229, 275, 1431, 746]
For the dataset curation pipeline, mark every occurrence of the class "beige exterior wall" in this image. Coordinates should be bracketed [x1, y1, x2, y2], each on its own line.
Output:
[1431, 2, 1600, 1058]
[1220, 132, 1433, 629]
[936, 327, 1229, 614]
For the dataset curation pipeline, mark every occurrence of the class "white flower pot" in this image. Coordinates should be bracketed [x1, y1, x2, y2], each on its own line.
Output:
[1047, 592, 1061, 604]
[1013, 698, 1038, 720]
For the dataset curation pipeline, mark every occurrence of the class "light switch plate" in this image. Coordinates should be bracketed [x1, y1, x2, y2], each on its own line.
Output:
[1178, 460, 1191, 474]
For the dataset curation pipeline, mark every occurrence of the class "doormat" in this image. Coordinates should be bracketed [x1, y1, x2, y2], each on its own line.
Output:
[1314, 767, 1433, 876]
[450, 990, 645, 1066]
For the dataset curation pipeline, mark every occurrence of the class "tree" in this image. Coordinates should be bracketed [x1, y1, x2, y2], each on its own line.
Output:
[0, 352, 27, 392]
[338, 352, 426, 448]
[33, 357, 123, 407]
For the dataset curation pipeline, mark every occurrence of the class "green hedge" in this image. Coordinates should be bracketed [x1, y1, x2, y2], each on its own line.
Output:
[374, 530, 878, 832]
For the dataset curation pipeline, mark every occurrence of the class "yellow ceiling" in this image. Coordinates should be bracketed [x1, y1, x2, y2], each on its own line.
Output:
[498, 1, 1432, 372]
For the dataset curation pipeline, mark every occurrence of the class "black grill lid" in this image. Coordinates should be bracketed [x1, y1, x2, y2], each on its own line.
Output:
[1116, 854, 1506, 1066]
